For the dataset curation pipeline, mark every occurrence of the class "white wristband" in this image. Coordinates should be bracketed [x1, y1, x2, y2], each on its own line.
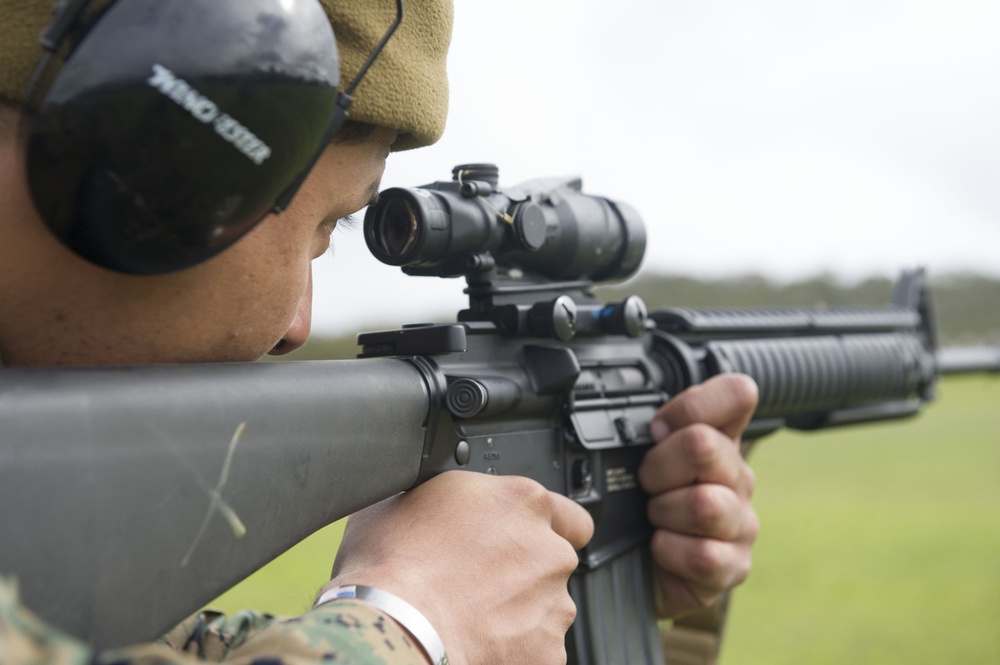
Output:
[314, 584, 449, 665]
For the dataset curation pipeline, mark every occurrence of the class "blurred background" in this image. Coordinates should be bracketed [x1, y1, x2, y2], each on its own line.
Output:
[225, 2, 1000, 664]
[312, 0, 1000, 337]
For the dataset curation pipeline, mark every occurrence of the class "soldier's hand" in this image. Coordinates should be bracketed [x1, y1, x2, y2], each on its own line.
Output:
[325, 471, 594, 665]
[638, 373, 760, 619]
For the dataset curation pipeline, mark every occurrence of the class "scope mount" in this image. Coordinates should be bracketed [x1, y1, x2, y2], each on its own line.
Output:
[360, 163, 650, 350]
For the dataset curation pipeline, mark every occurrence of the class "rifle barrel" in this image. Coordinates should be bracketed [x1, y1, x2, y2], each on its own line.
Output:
[935, 345, 1000, 374]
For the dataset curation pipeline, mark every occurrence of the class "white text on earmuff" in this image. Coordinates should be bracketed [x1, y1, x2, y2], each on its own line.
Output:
[146, 64, 272, 166]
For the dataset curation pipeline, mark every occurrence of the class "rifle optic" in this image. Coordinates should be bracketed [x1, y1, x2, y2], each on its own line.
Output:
[364, 163, 646, 284]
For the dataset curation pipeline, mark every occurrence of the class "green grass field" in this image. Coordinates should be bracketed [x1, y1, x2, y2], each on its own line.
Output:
[210, 376, 1000, 663]
[722, 375, 1000, 664]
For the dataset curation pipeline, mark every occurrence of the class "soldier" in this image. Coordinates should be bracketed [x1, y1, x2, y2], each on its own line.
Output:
[0, 1, 758, 663]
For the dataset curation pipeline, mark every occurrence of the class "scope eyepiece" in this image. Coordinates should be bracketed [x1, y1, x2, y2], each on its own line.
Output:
[371, 195, 420, 259]
[364, 164, 646, 283]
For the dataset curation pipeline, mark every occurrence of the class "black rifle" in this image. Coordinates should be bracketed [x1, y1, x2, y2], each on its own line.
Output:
[1, 164, 997, 664]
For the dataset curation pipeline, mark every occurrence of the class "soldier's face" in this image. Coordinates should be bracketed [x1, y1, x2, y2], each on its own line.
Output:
[0, 126, 397, 366]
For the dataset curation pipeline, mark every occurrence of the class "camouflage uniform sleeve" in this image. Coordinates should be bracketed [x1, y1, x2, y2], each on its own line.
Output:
[1, 577, 428, 665]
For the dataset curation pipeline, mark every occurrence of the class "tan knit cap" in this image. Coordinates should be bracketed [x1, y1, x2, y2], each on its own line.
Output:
[0, 0, 452, 150]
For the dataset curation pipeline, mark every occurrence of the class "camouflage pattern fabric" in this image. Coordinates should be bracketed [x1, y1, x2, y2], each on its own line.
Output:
[0, 577, 428, 665]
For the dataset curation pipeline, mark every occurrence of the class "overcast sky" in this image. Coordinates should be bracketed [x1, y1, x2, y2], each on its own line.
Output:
[312, 0, 1000, 336]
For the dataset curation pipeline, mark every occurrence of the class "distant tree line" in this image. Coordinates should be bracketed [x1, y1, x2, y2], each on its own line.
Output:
[280, 272, 999, 361]
[596, 271, 1000, 346]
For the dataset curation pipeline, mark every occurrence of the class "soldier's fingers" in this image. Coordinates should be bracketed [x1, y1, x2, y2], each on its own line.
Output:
[656, 374, 759, 442]
[548, 491, 595, 551]
[638, 423, 752, 495]
[647, 484, 754, 542]
[649, 529, 753, 603]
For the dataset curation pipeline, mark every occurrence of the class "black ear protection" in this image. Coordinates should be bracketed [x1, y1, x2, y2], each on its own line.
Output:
[22, 0, 401, 274]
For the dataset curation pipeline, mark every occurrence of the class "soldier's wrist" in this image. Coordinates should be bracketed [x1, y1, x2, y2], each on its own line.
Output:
[315, 584, 448, 665]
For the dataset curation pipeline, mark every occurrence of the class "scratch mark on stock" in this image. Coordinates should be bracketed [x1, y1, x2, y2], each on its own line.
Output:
[181, 422, 248, 567]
